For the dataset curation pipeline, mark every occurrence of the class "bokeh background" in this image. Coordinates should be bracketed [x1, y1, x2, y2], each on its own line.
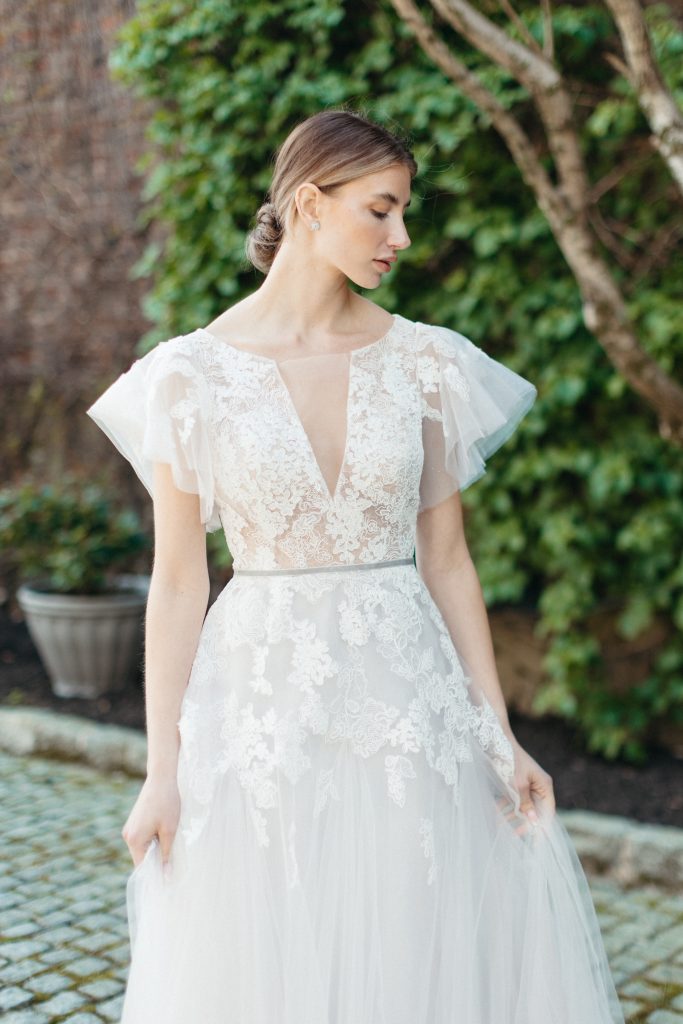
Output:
[1, 0, 682, 784]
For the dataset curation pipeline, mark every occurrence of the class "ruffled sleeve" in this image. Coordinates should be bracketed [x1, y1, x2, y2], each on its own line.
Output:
[86, 335, 221, 533]
[416, 322, 537, 512]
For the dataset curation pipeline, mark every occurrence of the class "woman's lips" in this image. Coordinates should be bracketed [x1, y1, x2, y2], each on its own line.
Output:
[374, 259, 391, 272]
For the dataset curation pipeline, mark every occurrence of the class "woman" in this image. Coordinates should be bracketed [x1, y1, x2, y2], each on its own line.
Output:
[87, 108, 625, 1023]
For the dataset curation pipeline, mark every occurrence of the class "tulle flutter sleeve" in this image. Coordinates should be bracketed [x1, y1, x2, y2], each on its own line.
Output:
[416, 323, 537, 512]
[86, 336, 221, 533]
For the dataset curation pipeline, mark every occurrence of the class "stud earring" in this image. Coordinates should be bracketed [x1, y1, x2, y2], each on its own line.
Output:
[311, 220, 320, 231]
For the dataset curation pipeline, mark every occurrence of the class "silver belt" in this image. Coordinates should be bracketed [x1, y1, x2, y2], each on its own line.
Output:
[232, 557, 415, 577]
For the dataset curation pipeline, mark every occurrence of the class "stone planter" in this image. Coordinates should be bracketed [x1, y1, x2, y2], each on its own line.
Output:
[17, 575, 149, 699]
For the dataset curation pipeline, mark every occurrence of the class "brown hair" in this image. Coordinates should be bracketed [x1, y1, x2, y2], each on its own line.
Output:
[245, 108, 418, 275]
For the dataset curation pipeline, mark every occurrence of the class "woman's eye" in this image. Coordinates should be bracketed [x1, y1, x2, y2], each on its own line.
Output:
[371, 211, 389, 220]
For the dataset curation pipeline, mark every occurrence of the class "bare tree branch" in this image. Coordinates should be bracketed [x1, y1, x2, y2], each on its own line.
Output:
[429, 0, 589, 213]
[603, 49, 632, 82]
[588, 146, 651, 203]
[631, 219, 683, 283]
[604, 0, 683, 193]
[497, 0, 543, 58]
[388, 0, 683, 443]
[541, 0, 554, 62]
[389, 0, 564, 224]
[587, 207, 638, 271]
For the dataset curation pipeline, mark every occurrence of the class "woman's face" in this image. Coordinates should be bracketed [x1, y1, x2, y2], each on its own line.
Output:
[295, 163, 413, 288]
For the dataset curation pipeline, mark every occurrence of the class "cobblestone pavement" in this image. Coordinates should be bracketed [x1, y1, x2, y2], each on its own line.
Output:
[1, 751, 682, 1024]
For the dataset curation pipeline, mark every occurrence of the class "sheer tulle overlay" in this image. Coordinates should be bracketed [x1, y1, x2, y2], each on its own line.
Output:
[86, 314, 625, 1023]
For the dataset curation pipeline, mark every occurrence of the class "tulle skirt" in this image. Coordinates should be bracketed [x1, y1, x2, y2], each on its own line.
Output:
[120, 562, 625, 1024]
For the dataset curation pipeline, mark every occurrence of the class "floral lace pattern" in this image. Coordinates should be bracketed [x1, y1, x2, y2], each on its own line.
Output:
[93, 314, 532, 876]
[87, 323, 627, 1024]
[419, 817, 437, 886]
[192, 315, 425, 569]
[176, 565, 516, 864]
[96, 313, 535, 564]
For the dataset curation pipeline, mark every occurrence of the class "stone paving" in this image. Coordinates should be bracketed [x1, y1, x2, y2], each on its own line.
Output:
[0, 749, 682, 1024]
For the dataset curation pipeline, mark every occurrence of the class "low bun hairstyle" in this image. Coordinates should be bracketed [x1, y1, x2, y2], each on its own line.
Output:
[245, 108, 417, 275]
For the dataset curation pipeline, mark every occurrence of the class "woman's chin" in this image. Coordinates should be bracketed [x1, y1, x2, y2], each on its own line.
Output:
[352, 270, 383, 289]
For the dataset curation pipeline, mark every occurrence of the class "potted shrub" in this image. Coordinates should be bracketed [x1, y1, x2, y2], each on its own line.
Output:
[0, 479, 150, 699]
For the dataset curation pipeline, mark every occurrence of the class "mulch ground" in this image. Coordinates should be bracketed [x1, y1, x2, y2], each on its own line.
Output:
[2, 605, 681, 829]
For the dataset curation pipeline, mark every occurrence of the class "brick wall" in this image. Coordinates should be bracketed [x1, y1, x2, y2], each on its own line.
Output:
[1, 0, 163, 496]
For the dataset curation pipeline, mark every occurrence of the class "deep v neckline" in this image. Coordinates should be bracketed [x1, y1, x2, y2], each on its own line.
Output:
[273, 355, 352, 503]
[198, 316, 398, 505]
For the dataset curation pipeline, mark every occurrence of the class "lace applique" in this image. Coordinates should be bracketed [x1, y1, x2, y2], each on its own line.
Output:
[313, 767, 340, 818]
[327, 651, 401, 759]
[168, 395, 200, 446]
[86, 334, 221, 531]
[193, 315, 423, 570]
[177, 568, 516, 850]
[385, 754, 417, 808]
[92, 314, 527, 854]
[419, 817, 437, 885]
[89, 314, 535, 558]
[443, 362, 471, 403]
[416, 322, 537, 509]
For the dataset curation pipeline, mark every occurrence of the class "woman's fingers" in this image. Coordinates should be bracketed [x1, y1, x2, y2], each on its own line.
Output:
[511, 744, 556, 823]
[121, 773, 181, 875]
[533, 769, 556, 816]
[157, 826, 175, 879]
[516, 778, 537, 823]
[495, 794, 534, 837]
[124, 833, 156, 869]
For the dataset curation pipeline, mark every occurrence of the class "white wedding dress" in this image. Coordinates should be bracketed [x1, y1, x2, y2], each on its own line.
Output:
[87, 312, 625, 1023]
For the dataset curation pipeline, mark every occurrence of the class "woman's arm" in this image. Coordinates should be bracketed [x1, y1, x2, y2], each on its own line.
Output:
[122, 462, 210, 871]
[415, 491, 515, 740]
[415, 491, 555, 824]
[144, 460, 211, 778]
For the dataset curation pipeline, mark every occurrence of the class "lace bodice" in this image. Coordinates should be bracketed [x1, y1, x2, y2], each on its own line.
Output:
[87, 313, 537, 570]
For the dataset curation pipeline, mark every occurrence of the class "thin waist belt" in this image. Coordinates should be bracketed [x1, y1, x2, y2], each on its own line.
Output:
[232, 557, 415, 577]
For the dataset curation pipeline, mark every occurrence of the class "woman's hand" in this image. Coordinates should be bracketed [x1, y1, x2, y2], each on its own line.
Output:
[121, 771, 181, 873]
[508, 736, 556, 828]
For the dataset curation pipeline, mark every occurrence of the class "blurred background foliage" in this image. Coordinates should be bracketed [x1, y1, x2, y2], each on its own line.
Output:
[0, 480, 149, 596]
[107, 0, 682, 761]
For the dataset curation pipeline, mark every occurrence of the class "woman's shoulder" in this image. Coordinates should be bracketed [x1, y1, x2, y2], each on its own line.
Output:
[119, 330, 218, 399]
[410, 319, 487, 362]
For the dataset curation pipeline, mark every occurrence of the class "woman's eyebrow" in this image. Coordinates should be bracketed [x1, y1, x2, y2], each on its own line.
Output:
[371, 191, 411, 208]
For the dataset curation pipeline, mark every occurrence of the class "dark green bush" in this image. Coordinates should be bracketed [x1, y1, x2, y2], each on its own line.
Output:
[0, 480, 149, 596]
